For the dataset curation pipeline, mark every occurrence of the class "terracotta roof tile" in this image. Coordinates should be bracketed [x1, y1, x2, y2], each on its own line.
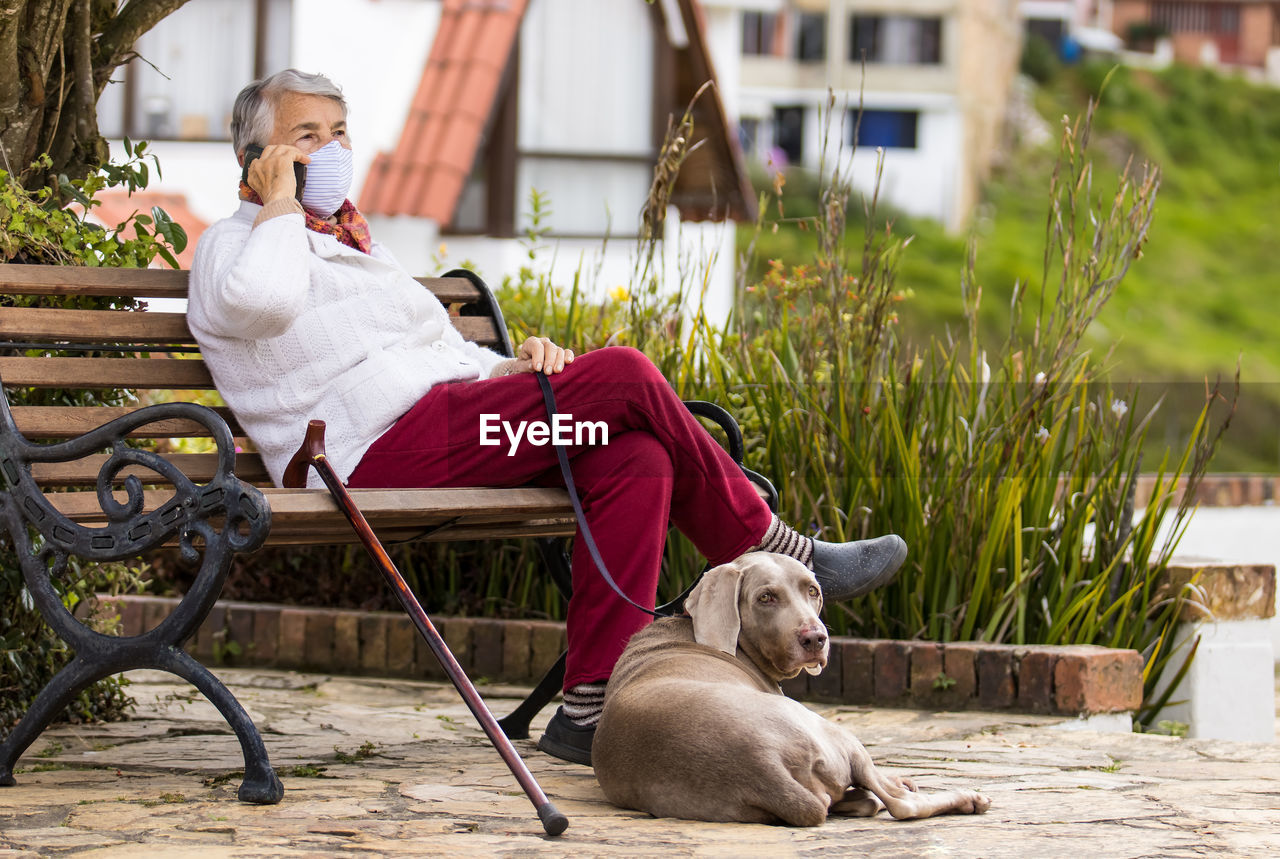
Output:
[359, 0, 527, 221]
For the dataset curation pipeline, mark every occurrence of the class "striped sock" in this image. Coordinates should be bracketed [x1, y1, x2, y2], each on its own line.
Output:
[562, 682, 607, 727]
[751, 516, 815, 569]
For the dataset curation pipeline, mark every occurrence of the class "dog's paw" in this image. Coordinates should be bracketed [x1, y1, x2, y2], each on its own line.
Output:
[831, 787, 881, 818]
[958, 790, 990, 815]
[892, 775, 918, 793]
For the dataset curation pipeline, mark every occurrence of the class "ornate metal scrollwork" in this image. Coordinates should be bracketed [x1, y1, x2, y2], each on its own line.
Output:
[0, 385, 282, 804]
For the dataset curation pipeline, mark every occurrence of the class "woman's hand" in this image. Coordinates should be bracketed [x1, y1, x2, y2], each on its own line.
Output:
[245, 144, 309, 204]
[511, 336, 575, 375]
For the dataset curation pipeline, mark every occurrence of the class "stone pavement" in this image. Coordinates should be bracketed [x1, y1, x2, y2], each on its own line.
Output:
[1, 668, 1278, 858]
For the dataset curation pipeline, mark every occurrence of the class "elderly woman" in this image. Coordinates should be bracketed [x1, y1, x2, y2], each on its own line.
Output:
[189, 69, 907, 766]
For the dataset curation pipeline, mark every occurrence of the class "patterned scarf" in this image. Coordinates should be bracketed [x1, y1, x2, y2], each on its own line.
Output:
[239, 182, 373, 255]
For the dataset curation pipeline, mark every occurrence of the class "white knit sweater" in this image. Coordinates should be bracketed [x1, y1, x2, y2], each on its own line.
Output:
[188, 201, 507, 488]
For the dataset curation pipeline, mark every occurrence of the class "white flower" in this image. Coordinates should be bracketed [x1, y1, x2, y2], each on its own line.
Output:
[1111, 399, 1128, 420]
[1035, 426, 1050, 444]
[1033, 372, 1046, 388]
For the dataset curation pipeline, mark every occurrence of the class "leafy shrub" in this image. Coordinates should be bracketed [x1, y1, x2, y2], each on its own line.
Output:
[1, 144, 186, 732]
[1021, 34, 1060, 85]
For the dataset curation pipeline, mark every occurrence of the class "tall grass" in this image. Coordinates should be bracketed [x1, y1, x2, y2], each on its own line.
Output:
[493, 95, 1234, 725]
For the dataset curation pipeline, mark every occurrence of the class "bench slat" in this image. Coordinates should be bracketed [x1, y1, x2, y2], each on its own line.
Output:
[12, 405, 243, 438]
[442, 315, 500, 346]
[2, 307, 195, 344]
[49, 486, 576, 543]
[257, 520, 577, 546]
[51, 486, 573, 518]
[30, 452, 271, 487]
[0, 307, 499, 349]
[0, 357, 215, 388]
[0, 264, 483, 305]
[0, 265, 188, 298]
[416, 276, 483, 304]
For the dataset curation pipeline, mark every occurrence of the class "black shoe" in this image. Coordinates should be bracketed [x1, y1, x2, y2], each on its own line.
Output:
[812, 534, 908, 601]
[537, 706, 594, 766]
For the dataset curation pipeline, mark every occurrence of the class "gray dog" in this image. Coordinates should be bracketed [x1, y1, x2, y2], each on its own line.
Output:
[592, 552, 991, 826]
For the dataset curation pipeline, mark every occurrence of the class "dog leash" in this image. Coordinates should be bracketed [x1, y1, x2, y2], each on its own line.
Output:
[536, 372, 670, 620]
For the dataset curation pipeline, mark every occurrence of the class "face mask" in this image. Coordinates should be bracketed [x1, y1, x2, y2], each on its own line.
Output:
[300, 139, 353, 218]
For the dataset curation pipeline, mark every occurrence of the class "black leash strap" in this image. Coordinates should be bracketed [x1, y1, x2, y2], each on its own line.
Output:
[535, 372, 667, 619]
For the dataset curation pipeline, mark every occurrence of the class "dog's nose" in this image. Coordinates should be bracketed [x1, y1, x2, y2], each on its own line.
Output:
[799, 628, 828, 654]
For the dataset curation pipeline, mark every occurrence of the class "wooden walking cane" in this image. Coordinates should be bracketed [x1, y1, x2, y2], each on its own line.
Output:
[284, 420, 569, 837]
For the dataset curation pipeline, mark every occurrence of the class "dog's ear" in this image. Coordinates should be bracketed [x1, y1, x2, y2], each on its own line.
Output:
[685, 562, 744, 655]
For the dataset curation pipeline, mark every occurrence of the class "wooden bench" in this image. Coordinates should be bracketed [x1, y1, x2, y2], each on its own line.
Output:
[0, 262, 772, 803]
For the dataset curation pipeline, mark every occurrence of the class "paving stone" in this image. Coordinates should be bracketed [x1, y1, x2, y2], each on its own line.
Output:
[0, 668, 1276, 857]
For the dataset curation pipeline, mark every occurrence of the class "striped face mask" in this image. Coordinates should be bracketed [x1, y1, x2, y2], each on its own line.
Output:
[300, 139, 353, 218]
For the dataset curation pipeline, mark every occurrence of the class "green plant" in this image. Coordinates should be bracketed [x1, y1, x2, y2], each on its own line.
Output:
[333, 741, 377, 763]
[1, 146, 185, 733]
[1152, 716, 1187, 737]
[727, 102, 1229, 727]
[1021, 33, 1061, 85]
[1, 142, 187, 268]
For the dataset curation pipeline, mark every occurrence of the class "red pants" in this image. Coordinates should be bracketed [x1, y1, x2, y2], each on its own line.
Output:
[347, 347, 773, 688]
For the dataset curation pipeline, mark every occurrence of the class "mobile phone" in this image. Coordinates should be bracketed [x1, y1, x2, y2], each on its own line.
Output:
[240, 144, 306, 201]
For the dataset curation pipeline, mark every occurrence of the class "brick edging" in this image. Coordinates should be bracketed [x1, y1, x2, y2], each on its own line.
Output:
[1134, 473, 1279, 508]
[98, 595, 1142, 717]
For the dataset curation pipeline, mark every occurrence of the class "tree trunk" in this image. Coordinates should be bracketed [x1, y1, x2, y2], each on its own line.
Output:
[0, 0, 191, 191]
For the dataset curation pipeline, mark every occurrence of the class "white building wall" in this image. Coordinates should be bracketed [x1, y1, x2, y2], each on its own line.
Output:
[704, 0, 1003, 231]
[848, 99, 963, 223]
[380, 204, 737, 330]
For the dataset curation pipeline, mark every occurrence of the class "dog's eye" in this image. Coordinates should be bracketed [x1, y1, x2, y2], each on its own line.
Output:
[808, 585, 820, 599]
[758, 591, 776, 604]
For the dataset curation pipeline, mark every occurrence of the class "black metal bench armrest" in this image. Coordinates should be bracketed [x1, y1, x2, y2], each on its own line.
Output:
[682, 399, 778, 513]
[0, 386, 282, 804]
[0, 391, 270, 651]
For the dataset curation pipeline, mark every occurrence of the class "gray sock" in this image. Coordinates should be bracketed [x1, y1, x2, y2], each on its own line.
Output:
[562, 682, 606, 727]
[751, 515, 814, 568]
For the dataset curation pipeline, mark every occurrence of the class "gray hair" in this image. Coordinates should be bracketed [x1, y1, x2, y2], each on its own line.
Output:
[230, 69, 347, 155]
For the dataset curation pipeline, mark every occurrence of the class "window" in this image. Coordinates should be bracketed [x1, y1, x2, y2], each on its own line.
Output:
[738, 117, 761, 157]
[1151, 2, 1241, 34]
[849, 110, 919, 150]
[796, 13, 826, 62]
[1026, 18, 1065, 47]
[96, 0, 292, 141]
[849, 15, 942, 65]
[773, 106, 805, 165]
[742, 11, 779, 56]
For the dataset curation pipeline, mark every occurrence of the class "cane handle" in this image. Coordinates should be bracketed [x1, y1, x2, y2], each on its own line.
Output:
[282, 420, 329, 488]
